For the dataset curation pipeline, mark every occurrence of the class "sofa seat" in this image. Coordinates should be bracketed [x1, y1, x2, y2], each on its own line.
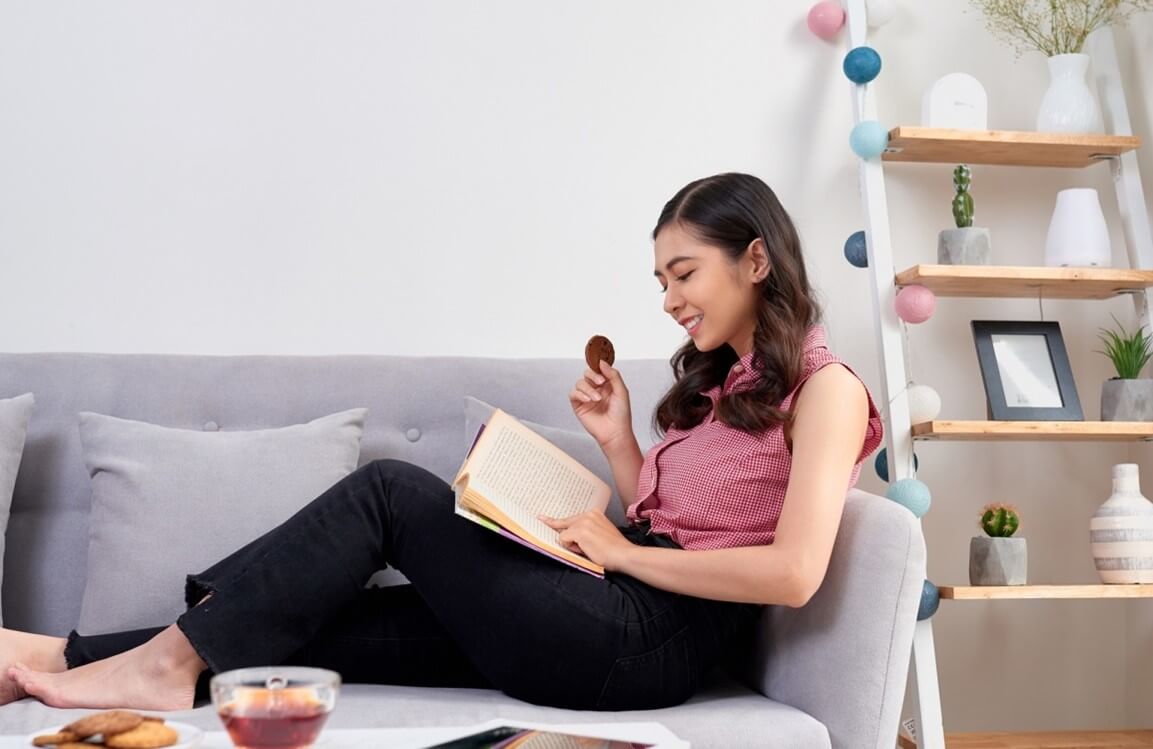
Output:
[0, 676, 831, 748]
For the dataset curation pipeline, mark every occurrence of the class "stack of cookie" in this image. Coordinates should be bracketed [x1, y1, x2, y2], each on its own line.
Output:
[32, 711, 179, 749]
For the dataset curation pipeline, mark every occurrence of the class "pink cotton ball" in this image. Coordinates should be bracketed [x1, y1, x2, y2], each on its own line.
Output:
[896, 285, 936, 324]
[807, 1, 845, 40]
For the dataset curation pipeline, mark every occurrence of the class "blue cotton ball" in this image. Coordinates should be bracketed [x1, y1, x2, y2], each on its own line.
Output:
[843, 46, 882, 84]
[874, 447, 920, 482]
[886, 478, 931, 518]
[918, 579, 940, 620]
[844, 230, 868, 268]
[850, 121, 889, 159]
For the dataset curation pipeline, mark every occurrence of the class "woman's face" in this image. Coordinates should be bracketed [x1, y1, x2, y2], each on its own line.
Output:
[653, 223, 767, 358]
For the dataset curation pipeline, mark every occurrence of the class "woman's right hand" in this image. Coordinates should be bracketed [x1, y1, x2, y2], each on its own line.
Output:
[570, 360, 634, 450]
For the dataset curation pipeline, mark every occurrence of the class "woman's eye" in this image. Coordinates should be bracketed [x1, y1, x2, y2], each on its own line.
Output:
[657, 271, 693, 293]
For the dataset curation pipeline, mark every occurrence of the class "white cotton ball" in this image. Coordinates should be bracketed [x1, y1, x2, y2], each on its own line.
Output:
[866, 0, 898, 28]
[907, 383, 942, 424]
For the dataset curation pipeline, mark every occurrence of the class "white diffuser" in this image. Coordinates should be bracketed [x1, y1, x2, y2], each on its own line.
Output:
[1044, 188, 1111, 267]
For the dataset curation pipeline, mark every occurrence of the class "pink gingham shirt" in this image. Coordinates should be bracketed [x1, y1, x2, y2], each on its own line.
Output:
[625, 325, 883, 551]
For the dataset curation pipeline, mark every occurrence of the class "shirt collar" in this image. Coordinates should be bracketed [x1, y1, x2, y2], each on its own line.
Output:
[699, 324, 827, 398]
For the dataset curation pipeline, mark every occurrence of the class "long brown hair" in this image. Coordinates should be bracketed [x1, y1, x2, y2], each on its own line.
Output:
[652, 173, 821, 437]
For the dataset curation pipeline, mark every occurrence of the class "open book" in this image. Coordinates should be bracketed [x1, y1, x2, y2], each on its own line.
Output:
[453, 408, 612, 577]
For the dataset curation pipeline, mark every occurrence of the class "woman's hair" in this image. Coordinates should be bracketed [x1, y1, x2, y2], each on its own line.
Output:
[652, 172, 821, 437]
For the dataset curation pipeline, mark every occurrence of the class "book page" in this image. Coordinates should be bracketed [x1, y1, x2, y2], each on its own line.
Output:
[466, 411, 610, 550]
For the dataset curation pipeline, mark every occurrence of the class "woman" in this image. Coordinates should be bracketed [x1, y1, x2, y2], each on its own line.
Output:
[2, 172, 881, 712]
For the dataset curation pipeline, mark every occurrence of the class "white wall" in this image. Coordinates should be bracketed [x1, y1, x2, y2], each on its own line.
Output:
[1, 0, 1151, 734]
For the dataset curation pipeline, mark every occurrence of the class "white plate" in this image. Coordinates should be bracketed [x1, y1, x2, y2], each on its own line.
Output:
[25, 719, 203, 749]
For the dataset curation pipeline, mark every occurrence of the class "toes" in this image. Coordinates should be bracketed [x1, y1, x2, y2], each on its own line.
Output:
[9, 664, 39, 699]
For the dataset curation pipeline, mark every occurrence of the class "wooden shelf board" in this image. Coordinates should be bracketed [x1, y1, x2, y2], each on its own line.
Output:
[882, 127, 1141, 168]
[911, 421, 1153, 441]
[894, 265, 1153, 299]
[899, 730, 1153, 749]
[939, 584, 1153, 600]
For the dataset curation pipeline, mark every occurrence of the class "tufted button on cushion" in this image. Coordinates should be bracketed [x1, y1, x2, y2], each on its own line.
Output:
[405, 428, 421, 442]
[203, 421, 219, 431]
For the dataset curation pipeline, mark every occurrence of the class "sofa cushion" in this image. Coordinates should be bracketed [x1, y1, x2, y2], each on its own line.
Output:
[0, 392, 35, 626]
[76, 407, 368, 635]
[464, 396, 625, 526]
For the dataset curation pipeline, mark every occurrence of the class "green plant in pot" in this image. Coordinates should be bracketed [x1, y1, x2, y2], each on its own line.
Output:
[1097, 316, 1153, 421]
[969, 503, 1026, 586]
[937, 165, 990, 265]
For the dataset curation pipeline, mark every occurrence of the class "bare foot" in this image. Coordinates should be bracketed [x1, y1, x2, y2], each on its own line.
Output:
[0, 629, 68, 705]
[8, 624, 204, 710]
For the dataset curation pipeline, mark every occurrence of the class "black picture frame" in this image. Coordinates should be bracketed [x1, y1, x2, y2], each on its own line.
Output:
[971, 320, 1083, 421]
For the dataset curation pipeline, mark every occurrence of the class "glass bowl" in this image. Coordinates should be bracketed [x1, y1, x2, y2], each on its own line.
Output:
[210, 666, 340, 749]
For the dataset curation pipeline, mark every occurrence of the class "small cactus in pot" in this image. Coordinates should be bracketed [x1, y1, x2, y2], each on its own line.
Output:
[980, 503, 1019, 536]
[970, 503, 1027, 585]
[938, 163, 991, 265]
[952, 165, 974, 228]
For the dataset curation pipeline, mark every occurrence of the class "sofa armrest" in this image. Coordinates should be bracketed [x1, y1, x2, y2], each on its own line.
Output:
[743, 489, 926, 749]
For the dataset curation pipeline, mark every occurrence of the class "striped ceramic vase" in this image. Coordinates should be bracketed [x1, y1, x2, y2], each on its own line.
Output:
[1090, 463, 1153, 584]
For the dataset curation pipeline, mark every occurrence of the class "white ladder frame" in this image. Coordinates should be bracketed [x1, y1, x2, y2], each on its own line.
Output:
[841, 5, 1153, 748]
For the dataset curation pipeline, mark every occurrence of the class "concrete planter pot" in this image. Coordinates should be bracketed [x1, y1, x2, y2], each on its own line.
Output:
[938, 227, 990, 265]
[1100, 378, 1153, 421]
[969, 536, 1027, 586]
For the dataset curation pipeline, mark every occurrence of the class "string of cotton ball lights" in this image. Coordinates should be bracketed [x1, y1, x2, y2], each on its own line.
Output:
[895, 284, 936, 324]
[814, 5, 936, 619]
[806, 1, 845, 40]
[866, 0, 898, 28]
[807, 0, 898, 41]
[844, 46, 882, 84]
[850, 121, 889, 159]
[886, 477, 931, 518]
[919, 579, 940, 620]
[873, 447, 919, 483]
[843, 230, 868, 268]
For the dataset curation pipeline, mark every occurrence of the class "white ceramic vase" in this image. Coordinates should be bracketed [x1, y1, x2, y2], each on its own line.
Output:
[1044, 188, 1112, 267]
[1090, 463, 1153, 583]
[1036, 53, 1103, 133]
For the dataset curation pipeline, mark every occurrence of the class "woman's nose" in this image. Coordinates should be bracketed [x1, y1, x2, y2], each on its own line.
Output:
[663, 288, 681, 316]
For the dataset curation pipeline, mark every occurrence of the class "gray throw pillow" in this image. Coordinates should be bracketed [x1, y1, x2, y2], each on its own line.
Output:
[77, 407, 368, 635]
[463, 396, 625, 526]
[0, 393, 35, 627]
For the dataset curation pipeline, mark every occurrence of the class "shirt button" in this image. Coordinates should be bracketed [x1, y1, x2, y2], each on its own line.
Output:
[406, 428, 421, 442]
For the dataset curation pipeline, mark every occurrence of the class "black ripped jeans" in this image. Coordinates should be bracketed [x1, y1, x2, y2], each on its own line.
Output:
[65, 459, 761, 710]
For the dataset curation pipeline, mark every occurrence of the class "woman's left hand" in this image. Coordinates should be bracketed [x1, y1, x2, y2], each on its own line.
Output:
[539, 511, 635, 572]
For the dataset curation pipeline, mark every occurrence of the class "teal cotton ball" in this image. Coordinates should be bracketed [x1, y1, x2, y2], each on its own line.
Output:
[918, 579, 940, 620]
[850, 121, 889, 159]
[886, 478, 931, 518]
[843, 46, 882, 84]
[873, 447, 919, 483]
[844, 230, 868, 268]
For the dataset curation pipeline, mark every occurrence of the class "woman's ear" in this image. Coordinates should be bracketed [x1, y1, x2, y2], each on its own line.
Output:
[748, 238, 771, 282]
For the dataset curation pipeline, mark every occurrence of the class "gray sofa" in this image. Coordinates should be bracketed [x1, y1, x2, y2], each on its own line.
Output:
[0, 352, 925, 748]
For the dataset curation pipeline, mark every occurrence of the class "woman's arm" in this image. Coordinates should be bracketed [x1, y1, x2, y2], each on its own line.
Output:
[613, 364, 870, 606]
[601, 433, 644, 515]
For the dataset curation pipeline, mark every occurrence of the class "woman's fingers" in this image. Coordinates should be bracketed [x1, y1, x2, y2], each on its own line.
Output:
[571, 381, 603, 402]
[585, 367, 607, 386]
[599, 360, 626, 391]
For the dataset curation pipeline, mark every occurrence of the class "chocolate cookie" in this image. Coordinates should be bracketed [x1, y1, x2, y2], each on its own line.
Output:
[585, 335, 615, 370]
[104, 721, 179, 749]
[63, 711, 144, 740]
